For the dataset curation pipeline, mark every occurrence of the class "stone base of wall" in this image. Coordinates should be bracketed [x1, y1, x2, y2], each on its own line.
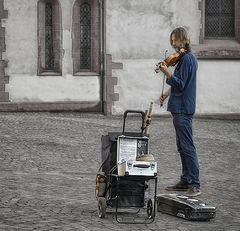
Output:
[152, 113, 240, 120]
[195, 113, 240, 120]
[0, 101, 101, 112]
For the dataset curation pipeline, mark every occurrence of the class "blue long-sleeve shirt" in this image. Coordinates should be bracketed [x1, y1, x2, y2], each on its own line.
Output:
[166, 51, 198, 115]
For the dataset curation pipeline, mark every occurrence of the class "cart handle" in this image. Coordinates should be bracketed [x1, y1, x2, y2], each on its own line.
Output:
[122, 110, 145, 134]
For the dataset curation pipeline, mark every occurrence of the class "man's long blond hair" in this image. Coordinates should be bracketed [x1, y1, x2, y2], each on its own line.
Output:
[170, 27, 191, 51]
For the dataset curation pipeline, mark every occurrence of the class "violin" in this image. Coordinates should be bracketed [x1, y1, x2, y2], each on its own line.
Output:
[155, 48, 186, 73]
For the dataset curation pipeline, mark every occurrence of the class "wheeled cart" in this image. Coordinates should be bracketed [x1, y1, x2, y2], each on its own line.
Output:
[96, 110, 158, 224]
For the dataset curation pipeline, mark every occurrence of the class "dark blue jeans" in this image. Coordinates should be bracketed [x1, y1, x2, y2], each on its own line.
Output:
[172, 113, 200, 188]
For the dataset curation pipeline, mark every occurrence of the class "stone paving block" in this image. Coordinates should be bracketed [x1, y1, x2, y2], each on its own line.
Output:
[0, 112, 239, 230]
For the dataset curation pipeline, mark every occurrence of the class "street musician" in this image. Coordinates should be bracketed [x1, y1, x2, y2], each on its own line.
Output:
[157, 27, 201, 197]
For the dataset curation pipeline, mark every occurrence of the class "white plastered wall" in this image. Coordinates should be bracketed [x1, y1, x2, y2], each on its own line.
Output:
[3, 0, 100, 102]
[106, 0, 240, 115]
[111, 59, 240, 115]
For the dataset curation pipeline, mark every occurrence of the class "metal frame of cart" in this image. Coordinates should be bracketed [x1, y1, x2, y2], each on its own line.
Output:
[96, 110, 158, 224]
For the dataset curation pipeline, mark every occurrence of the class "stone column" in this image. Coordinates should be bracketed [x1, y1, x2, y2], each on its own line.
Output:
[0, 0, 9, 102]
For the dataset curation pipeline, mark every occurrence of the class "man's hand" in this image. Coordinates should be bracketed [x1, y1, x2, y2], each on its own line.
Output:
[159, 61, 171, 79]
[159, 89, 170, 104]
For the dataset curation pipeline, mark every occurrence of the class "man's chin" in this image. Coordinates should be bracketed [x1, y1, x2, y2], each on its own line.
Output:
[173, 46, 181, 52]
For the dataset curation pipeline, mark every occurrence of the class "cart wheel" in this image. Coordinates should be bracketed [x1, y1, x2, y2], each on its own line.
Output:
[147, 199, 153, 219]
[98, 197, 107, 218]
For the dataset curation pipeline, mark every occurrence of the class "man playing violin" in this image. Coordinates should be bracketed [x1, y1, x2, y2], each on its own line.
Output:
[158, 27, 201, 197]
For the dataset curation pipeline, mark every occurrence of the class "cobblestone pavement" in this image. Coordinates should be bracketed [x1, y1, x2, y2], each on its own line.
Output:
[0, 112, 239, 231]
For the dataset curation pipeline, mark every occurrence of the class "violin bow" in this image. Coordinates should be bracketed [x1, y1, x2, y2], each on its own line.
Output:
[160, 50, 168, 107]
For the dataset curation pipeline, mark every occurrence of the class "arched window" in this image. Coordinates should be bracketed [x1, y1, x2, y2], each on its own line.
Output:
[72, 0, 100, 75]
[80, 3, 91, 69]
[38, 0, 62, 75]
[45, 2, 54, 69]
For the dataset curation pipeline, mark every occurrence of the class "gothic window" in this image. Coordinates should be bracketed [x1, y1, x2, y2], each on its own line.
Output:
[80, 3, 91, 70]
[72, 0, 100, 75]
[38, 0, 62, 75]
[45, 3, 54, 69]
[205, 0, 235, 38]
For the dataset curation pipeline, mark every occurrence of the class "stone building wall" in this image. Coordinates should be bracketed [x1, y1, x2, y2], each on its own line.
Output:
[105, 0, 240, 115]
[1, 0, 240, 116]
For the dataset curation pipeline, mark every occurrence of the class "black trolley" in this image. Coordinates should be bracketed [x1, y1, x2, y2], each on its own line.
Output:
[96, 110, 158, 224]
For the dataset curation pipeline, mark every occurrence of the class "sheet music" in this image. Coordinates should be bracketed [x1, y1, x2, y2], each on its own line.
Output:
[118, 138, 137, 163]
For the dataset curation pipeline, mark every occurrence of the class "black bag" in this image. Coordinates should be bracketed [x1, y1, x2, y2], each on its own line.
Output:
[101, 132, 145, 207]
[101, 133, 119, 176]
[157, 194, 216, 221]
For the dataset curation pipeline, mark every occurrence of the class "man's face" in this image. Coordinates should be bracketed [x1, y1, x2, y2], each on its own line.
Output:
[171, 34, 182, 51]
